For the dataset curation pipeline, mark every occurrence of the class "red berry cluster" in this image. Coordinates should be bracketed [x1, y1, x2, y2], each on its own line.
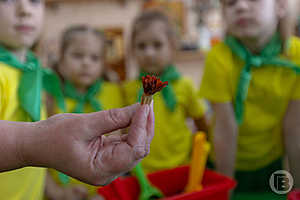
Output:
[142, 75, 168, 95]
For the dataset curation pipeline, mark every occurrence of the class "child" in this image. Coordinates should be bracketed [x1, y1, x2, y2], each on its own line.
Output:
[46, 25, 123, 200]
[199, 0, 300, 197]
[123, 10, 208, 174]
[0, 0, 65, 199]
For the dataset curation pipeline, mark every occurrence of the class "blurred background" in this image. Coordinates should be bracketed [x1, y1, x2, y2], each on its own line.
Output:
[37, 0, 300, 86]
[36, 0, 228, 87]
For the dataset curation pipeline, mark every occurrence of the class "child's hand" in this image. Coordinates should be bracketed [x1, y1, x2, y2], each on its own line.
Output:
[20, 103, 154, 186]
[45, 172, 88, 200]
[88, 194, 105, 200]
[63, 185, 88, 200]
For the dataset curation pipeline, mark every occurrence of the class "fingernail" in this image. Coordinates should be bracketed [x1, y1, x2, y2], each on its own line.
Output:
[150, 100, 154, 110]
[145, 104, 150, 117]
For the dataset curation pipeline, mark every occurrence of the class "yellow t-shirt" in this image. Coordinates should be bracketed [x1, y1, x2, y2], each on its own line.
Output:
[50, 81, 123, 196]
[123, 77, 206, 173]
[200, 37, 300, 171]
[0, 62, 47, 200]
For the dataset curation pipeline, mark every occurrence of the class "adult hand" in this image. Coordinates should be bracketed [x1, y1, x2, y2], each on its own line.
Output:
[18, 103, 154, 186]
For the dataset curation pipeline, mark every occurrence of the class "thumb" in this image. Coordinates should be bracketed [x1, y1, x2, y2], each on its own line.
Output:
[127, 104, 150, 160]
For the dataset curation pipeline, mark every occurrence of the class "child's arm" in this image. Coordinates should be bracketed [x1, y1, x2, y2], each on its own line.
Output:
[183, 78, 209, 133]
[283, 100, 300, 188]
[212, 103, 238, 178]
[45, 172, 88, 200]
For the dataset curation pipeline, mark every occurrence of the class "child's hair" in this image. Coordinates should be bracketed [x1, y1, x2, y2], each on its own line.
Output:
[130, 9, 178, 50]
[60, 24, 106, 58]
[220, 0, 298, 52]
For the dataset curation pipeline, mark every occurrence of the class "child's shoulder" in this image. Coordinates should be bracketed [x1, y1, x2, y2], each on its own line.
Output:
[175, 76, 194, 87]
[0, 62, 21, 84]
[122, 79, 140, 91]
[100, 81, 124, 108]
[173, 77, 198, 94]
[102, 81, 121, 91]
[101, 81, 123, 100]
[0, 62, 19, 75]
[204, 42, 234, 72]
[207, 41, 232, 58]
[289, 36, 300, 47]
[288, 36, 300, 63]
[121, 80, 140, 105]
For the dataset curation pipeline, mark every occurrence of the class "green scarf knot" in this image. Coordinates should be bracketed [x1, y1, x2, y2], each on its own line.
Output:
[225, 34, 300, 124]
[63, 79, 103, 113]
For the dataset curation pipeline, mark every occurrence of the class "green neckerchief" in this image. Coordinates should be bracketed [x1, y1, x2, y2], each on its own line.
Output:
[138, 65, 181, 112]
[63, 79, 103, 113]
[0, 45, 65, 121]
[225, 33, 300, 124]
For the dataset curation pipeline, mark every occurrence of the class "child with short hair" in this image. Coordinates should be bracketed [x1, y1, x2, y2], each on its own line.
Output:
[200, 0, 300, 197]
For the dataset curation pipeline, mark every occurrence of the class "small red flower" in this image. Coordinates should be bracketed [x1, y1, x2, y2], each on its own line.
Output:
[142, 75, 168, 96]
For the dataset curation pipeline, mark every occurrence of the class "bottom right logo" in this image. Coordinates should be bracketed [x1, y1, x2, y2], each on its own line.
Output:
[269, 170, 294, 195]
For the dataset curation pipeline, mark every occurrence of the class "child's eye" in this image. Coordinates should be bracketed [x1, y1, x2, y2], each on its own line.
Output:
[91, 55, 100, 62]
[71, 52, 84, 59]
[0, 0, 15, 3]
[0, 0, 42, 5]
[224, 0, 237, 6]
[153, 41, 162, 50]
[30, 0, 42, 4]
[137, 42, 146, 51]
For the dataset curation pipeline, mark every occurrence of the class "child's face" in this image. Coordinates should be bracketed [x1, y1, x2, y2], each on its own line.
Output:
[223, 0, 284, 40]
[59, 33, 105, 89]
[0, 0, 44, 49]
[133, 21, 173, 74]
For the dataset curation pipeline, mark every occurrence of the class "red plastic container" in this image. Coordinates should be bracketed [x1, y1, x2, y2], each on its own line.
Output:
[288, 190, 300, 200]
[98, 165, 236, 200]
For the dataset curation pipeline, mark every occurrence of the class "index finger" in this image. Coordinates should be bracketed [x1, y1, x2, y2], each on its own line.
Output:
[84, 104, 140, 137]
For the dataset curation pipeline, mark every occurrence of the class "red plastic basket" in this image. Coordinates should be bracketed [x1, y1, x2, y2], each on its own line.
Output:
[288, 190, 300, 200]
[98, 165, 236, 200]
